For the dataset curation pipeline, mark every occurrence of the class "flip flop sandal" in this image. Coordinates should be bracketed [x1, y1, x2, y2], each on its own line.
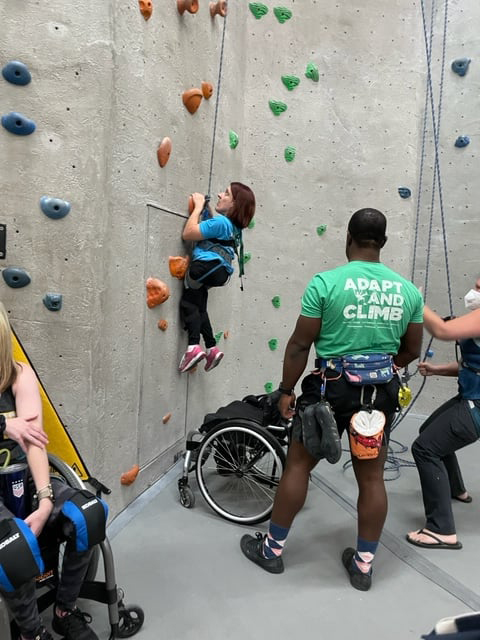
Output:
[406, 528, 463, 550]
[452, 494, 473, 504]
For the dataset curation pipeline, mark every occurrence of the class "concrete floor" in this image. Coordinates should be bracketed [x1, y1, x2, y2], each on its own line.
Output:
[42, 413, 480, 639]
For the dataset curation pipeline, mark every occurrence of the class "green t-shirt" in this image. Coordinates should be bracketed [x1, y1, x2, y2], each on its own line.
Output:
[301, 261, 424, 358]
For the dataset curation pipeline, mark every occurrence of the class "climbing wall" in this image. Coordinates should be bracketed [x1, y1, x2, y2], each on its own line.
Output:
[0, 0, 478, 516]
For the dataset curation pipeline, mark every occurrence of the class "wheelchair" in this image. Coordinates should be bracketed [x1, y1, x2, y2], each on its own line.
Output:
[178, 394, 290, 525]
[0, 454, 144, 640]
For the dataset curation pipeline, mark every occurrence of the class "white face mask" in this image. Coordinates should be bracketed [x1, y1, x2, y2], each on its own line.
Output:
[464, 289, 480, 311]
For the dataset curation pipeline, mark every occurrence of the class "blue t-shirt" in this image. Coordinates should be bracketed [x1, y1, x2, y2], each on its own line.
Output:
[192, 215, 236, 271]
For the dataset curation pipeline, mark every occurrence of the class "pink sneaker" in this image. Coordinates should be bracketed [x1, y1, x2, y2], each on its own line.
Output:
[204, 346, 224, 372]
[179, 345, 206, 373]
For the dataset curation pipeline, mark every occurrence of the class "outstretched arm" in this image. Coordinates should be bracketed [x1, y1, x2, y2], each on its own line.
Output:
[418, 361, 459, 377]
[424, 305, 480, 341]
[394, 322, 423, 368]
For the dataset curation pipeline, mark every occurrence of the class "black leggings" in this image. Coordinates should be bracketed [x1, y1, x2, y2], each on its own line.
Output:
[180, 260, 229, 347]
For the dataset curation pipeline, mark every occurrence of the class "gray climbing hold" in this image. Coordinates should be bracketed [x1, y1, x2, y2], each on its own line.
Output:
[398, 187, 412, 199]
[40, 196, 71, 220]
[43, 293, 63, 311]
[455, 136, 470, 148]
[2, 61, 31, 86]
[451, 58, 471, 77]
[1, 112, 36, 135]
[2, 267, 31, 288]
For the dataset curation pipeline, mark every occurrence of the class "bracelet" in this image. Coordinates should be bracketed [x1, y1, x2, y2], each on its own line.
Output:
[278, 384, 294, 396]
[34, 483, 55, 503]
[0, 415, 6, 438]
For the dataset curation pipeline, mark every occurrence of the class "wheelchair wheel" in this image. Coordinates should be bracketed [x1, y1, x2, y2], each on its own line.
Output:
[195, 419, 286, 525]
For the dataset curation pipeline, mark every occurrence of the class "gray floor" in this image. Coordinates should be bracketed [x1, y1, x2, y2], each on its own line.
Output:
[51, 414, 480, 639]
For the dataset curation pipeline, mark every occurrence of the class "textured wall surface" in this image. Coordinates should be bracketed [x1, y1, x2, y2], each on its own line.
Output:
[0, 0, 478, 518]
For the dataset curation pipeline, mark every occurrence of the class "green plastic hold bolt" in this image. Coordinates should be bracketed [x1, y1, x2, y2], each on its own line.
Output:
[272, 295, 281, 308]
[249, 2, 268, 19]
[269, 100, 288, 116]
[305, 62, 319, 82]
[248, 219, 255, 229]
[316, 225, 327, 236]
[243, 252, 252, 263]
[268, 339, 278, 351]
[281, 75, 300, 91]
[274, 7, 292, 23]
[229, 130, 239, 149]
[215, 331, 224, 344]
[264, 381, 274, 394]
[284, 146, 296, 162]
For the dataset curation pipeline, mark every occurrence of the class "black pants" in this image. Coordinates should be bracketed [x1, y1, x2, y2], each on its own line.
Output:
[180, 260, 229, 347]
[412, 395, 479, 534]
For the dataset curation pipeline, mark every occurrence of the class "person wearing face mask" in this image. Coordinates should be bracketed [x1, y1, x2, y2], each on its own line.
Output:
[178, 183, 256, 373]
[406, 277, 480, 550]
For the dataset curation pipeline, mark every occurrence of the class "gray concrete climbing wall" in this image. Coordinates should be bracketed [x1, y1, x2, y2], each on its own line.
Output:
[0, 0, 478, 518]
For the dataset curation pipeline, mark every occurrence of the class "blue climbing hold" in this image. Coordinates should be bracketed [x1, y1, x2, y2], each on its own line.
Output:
[398, 187, 412, 199]
[2, 267, 31, 289]
[43, 293, 63, 312]
[454, 135, 470, 148]
[451, 58, 471, 77]
[2, 61, 32, 86]
[1, 112, 36, 136]
[40, 196, 71, 220]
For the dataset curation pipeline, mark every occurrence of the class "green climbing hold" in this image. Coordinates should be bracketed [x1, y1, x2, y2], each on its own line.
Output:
[274, 7, 292, 23]
[248, 219, 255, 229]
[215, 331, 224, 344]
[281, 75, 300, 91]
[244, 252, 252, 263]
[264, 381, 274, 394]
[271, 295, 281, 308]
[284, 146, 296, 162]
[229, 130, 239, 149]
[305, 62, 319, 82]
[268, 339, 278, 351]
[249, 2, 268, 19]
[269, 100, 288, 116]
[316, 225, 327, 236]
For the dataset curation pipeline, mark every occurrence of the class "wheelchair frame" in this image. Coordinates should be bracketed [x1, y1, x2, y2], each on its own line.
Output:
[0, 454, 144, 640]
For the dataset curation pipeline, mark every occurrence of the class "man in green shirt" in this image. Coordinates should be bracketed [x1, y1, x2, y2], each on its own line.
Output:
[240, 208, 423, 590]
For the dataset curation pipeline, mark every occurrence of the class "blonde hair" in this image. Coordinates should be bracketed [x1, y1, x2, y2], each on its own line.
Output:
[0, 303, 18, 392]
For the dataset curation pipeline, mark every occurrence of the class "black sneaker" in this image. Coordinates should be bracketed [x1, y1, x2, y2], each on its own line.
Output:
[240, 533, 284, 574]
[342, 547, 372, 591]
[52, 607, 98, 640]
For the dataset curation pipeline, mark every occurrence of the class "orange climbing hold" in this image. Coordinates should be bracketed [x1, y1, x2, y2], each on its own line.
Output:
[169, 255, 189, 279]
[138, 0, 153, 19]
[209, 1, 227, 17]
[158, 318, 168, 331]
[223, 330, 230, 339]
[162, 412, 172, 424]
[146, 277, 170, 308]
[201, 82, 214, 99]
[177, 0, 199, 14]
[182, 88, 203, 115]
[157, 137, 172, 168]
[121, 464, 140, 486]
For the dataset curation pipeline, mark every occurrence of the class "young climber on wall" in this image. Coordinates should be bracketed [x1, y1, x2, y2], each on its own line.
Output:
[179, 183, 255, 373]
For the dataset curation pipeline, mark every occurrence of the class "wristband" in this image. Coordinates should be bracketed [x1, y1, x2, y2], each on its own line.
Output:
[34, 483, 55, 504]
[278, 385, 294, 396]
[0, 415, 6, 438]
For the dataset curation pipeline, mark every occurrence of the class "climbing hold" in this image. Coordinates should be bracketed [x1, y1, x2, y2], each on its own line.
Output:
[157, 137, 172, 168]
[201, 82, 214, 100]
[316, 225, 327, 236]
[229, 130, 239, 149]
[120, 464, 140, 486]
[42, 293, 63, 312]
[248, 219, 255, 229]
[1, 112, 36, 136]
[455, 135, 470, 148]
[2, 61, 31, 86]
[268, 338, 278, 351]
[209, 0, 227, 17]
[305, 62, 319, 82]
[39, 196, 71, 220]
[269, 100, 287, 116]
[146, 277, 170, 308]
[243, 252, 251, 263]
[177, 0, 199, 14]
[264, 382, 274, 394]
[182, 88, 203, 115]
[138, 0, 153, 19]
[284, 146, 296, 162]
[158, 319, 168, 331]
[169, 255, 189, 279]
[215, 331, 223, 344]
[273, 7, 292, 23]
[162, 412, 172, 424]
[2, 267, 31, 289]
[271, 296, 281, 308]
[223, 330, 230, 339]
[249, 2, 268, 19]
[281, 75, 300, 91]
[398, 187, 412, 199]
[451, 58, 471, 77]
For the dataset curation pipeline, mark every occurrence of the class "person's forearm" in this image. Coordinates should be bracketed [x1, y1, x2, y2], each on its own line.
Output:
[394, 350, 419, 369]
[281, 338, 310, 391]
[433, 362, 460, 376]
[423, 305, 449, 339]
[26, 444, 51, 493]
